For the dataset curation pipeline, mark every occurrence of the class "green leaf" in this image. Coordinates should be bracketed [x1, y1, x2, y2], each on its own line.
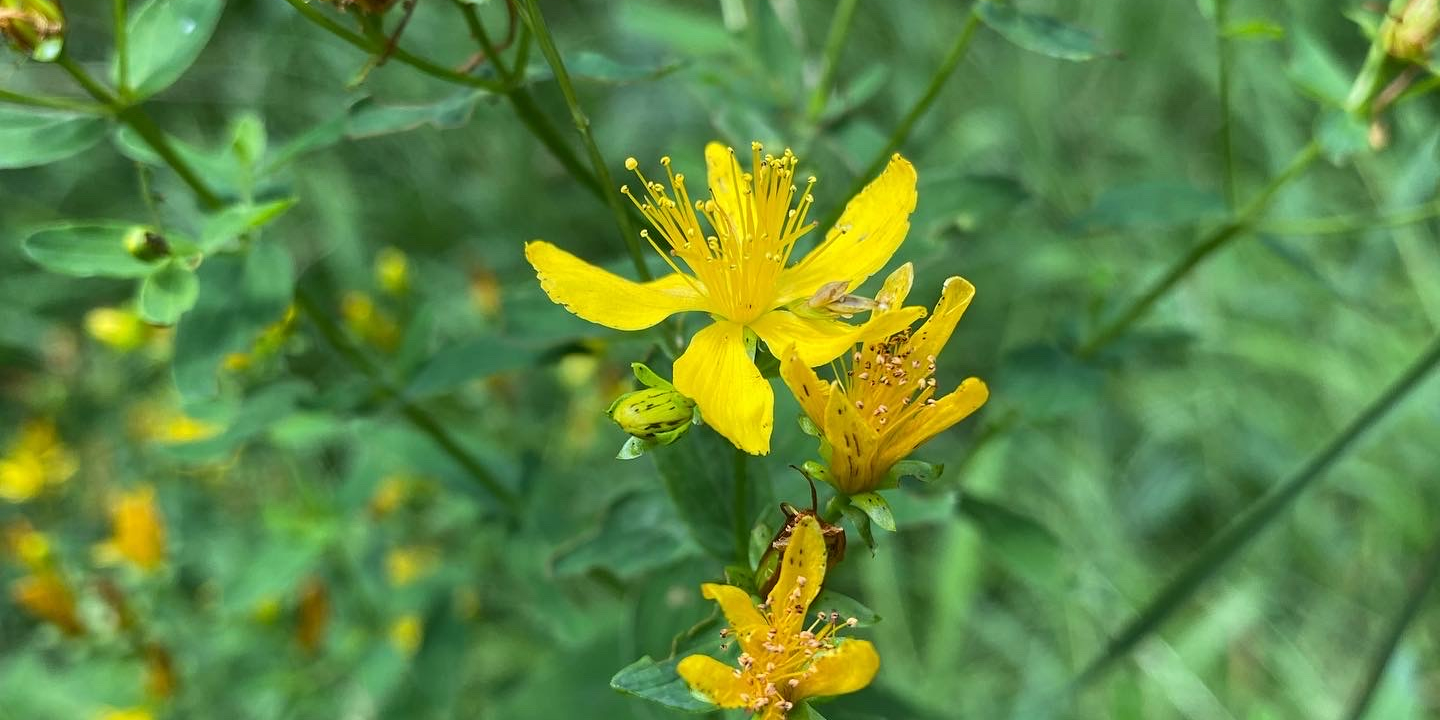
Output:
[975, 1, 1107, 62]
[631, 361, 674, 390]
[958, 494, 1064, 590]
[402, 337, 539, 397]
[651, 425, 772, 561]
[137, 259, 200, 324]
[791, 701, 831, 720]
[610, 655, 714, 713]
[173, 239, 294, 401]
[888, 460, 944, 484]
[1287, 32, 1353, 106]
[21, 223, 159, 278]
[229, 112, 267, 167]
[840, 504, 876, 551]
[811, 589, 881, 627]
[1223, 19, 1285, 40]
[523, 51, 686, 85]
[552, 492, 696, 580]
[345, 91, 488, 139]
[918, 172, 1030, 233]
[113, 125, 242, 199]
[1076, 182, 1227, 233]
[118, 0, 226, 98]
[1316, 109, 1370, 165]
[198, 198, 298, 253]
[0, 108, 106, 169]
[849, 492, 896, 532]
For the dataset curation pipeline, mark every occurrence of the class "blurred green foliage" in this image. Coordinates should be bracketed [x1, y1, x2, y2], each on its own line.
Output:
[2, 0, 1440, 719]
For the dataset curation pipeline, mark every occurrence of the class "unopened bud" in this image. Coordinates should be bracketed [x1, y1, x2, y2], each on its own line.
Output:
[1382, 0, 1440, 64]
[123, 227, 170, 263]
[793, 280, 876, 319]
[607, 386, 695, 442]
[0, 0, 64, 60]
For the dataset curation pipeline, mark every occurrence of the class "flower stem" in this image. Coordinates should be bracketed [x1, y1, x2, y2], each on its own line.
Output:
[113, 0, 130, 97]
[805, 0, 861, 122]
[1215, 0, 1235, 209]
[819, 8, 982, 233]
[518, 0, 648, 280]
[1070, 332, 1440, 692]
[0, 87, 106, 113]
[1077, 140, 1321, 357]
[1256, 200, 1440, 236]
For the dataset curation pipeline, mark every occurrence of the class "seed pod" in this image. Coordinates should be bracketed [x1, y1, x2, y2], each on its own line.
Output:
[123, 227, 170, 263]
[754, 502, 847, 597]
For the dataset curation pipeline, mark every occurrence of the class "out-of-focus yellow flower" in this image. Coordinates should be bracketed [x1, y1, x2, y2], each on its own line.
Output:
[4, 520, 53, 569]
[375, 246, 411, 296]
[224, 304, 298, 371]
[85, 307, 150, 352]
[0, 419, 78, 503]
[370, 475, 411, 517]
[12, 569, 83, 636]
[341, 291, 400, 351]
[385, 546, 438, 587]
[526, 142, 925, 454]
[780, 265, 988, 495]
[95, 485, 166, 572]
[144, 645, 176, 699]
[252, 595, 283, 624]
[677, 516, 877, 718]
[469, 266, 502, 320]
[296, 578, 330, 654]
[96, 708, 152, 720]
[389, 613, 423, 656]
[1383, 0, 1440, 63]
[0, 0, 65, 58]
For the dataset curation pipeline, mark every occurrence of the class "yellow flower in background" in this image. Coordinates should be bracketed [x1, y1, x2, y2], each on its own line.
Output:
[12, 569, 83, 636]
[677, 515, 877, 718]
[96, 485, 166, 572]
[296, 577, 330, 654]
[375, 246, 411, 296]
[526, 142, 926, 454]
[781, 265, 988, 495]
[84, 307, 150, 352]
[96, 709, 152, 720]
[341, 291, 400, 351]
[385, 546, 439, 587]
[390, 613, 423, 656]
[0, 419, 78, 503]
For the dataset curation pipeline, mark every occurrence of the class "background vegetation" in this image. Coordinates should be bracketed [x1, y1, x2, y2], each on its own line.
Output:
[2, 0, 1438, 718]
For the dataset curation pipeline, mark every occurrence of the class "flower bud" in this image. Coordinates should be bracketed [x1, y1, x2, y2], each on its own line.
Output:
[608, 386, 695, 441]
[1383, 0, 1440, 64]
[0, 0, 65, 61]
[790, 279, 877, 320]
[123, 227, 170, 263]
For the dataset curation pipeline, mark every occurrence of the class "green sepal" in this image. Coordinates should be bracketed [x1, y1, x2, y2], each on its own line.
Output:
[616, 435, 650, 460]
[631, 361, 674, 390]
[839, 504, 876, 552]
[886, 459, 945, 487]
[800, 461, 833, 487]
[723, 564, 757, 594]
[810, 589, 880, 627]
[797, 414, 822, 437]
[849, 492, 896, 532]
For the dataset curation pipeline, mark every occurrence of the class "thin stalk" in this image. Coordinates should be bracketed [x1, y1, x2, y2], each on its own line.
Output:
[1341, 526, 1440, 720]
[1078, 141, 1321, 357]
[1070, 333, 1440, 692]
[1257, 200, 1440, 236]
[0, 87, 107, 113]
[805, 0, 861, 122]
[733, 448, 750, 564]
[1215, 0, 1235, 209]
[113, 0, 130, 96]
[819, 9, 981, 233]
[519, 0, 648, 279]
[296, 287, 521, 514]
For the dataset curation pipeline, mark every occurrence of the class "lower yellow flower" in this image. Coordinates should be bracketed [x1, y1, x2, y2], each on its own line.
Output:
[781, 265, 989, 495]
[0, 419, 77, 503]
[96, 485, 166, 572]
[677, 515, 878, 718]
[12, 569, 83, 635]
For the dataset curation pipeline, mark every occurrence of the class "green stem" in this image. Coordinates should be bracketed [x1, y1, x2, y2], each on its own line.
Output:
[519, 0, 648, 280]
[1215, 0, 1235, 209]
[1257, 200, 1440, 236]
[819, 9, 981, 233]
[295, 287, 521, 514]
[1341, 525, 1440, 720]
[1070, 333, 1440, 692]
[113, 0, 130, 97]
[733, 447, 750, 564]
[1078, 141, 1321, 357]
[805, 0, 861, 122]
[0, 87, 107, 113]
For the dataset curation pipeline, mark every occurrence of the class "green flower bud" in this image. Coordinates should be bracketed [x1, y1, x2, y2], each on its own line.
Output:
[607, 386, 695, 442]
[123, 227, 170, 263]
[0, 0, 65, 60]
[1383, 0, 1440, 64]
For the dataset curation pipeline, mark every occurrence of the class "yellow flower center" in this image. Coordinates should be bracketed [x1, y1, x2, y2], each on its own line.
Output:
[842, 329, 941, 433]
[621, 142, 818, 325]
[720, 580, 859, 717]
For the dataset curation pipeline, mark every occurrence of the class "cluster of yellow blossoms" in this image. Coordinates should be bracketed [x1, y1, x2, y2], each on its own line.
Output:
[529, 141, 989, 715]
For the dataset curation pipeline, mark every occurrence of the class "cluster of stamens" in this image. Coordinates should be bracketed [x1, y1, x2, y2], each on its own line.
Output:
[715, 577, 859, 717]
[620, 143, 819, 323]
[839, 329, 940, 428]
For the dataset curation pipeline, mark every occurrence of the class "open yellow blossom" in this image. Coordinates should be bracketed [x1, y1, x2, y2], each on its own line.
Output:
[526, 142, 926, 454]
[781, 265, 989, 495]
[96, 485, 166, 572]
[12, 569, 83, 635]
[0, 419, 78, 503]
[677, 515, 878, 718]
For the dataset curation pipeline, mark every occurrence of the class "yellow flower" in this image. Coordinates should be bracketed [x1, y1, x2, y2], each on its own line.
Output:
[780, 266, 989, 495]
[341, 291, 400, 351]
[375, 246, 411, 296]
[96, 709, 152, 720]
[385, 545, 438, 587]
[0, 419, 78, 503]
[12, 569, 83, 636]
[526, 142, 926, 454]
[85, 307, 150, 352]
[390, 613, 424, 656]
[96, 485, 166, 572]
[677, 515, 878, 718]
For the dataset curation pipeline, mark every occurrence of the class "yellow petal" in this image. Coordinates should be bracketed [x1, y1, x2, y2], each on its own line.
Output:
[677, 654, 750, 709]
[791, 638, 880, 701]
[908, 275, 975, 363]
[525, 241, 707, 331]
[875, 262, 914, 313]
[765, 515, 828, 630]
[750, 306, 925, 368]
[774, 154, 918, 305]
[701, 583, 768, 657]
[673, 320, 774, 455]
[877, 378, 988, 472]
[822, 383, 881, 495]
[778, 344, 832, 428]
[705, 142, 747, 230]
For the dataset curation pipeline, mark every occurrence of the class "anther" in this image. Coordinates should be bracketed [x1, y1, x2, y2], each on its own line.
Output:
[624, 157, 638, 170]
